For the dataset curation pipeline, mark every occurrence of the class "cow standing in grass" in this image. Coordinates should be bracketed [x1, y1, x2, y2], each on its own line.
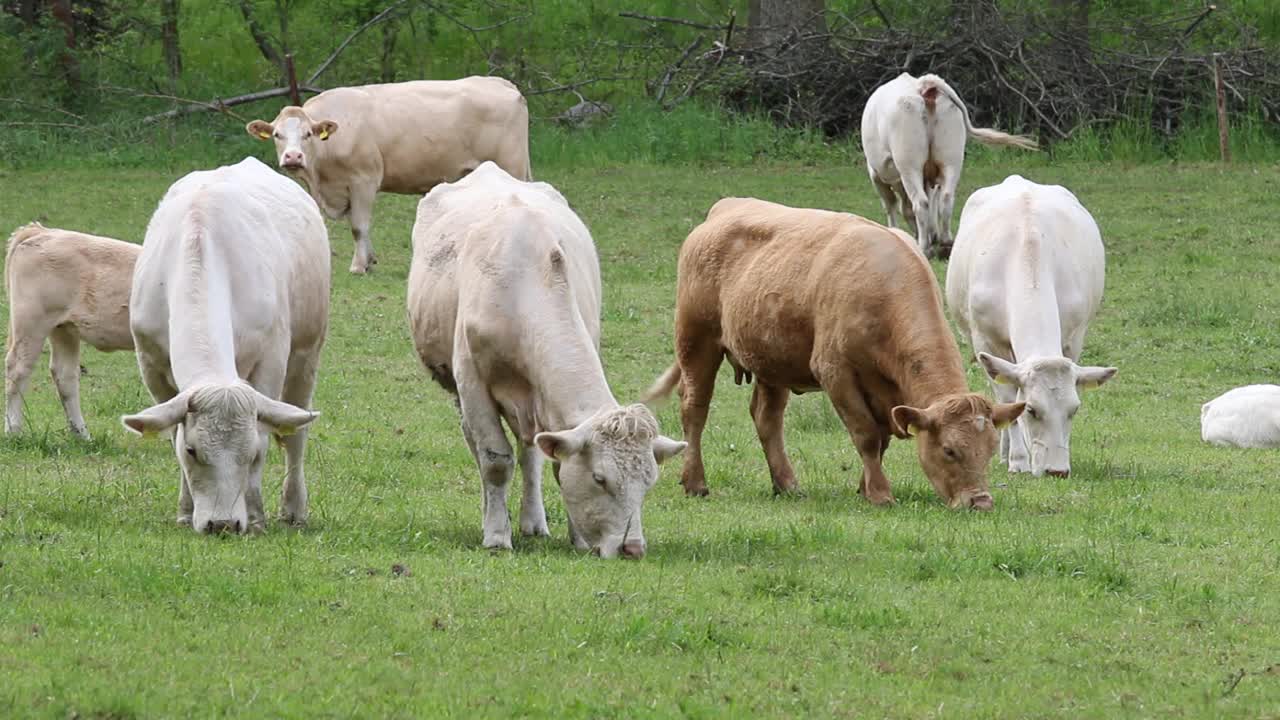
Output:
[861, 72, 1039, 258]
[246, 76, 531, 275]
[407, 162, 685, 558]
[122, 157, 329, 535]
[5, 223, 139, 440]
[946, 175, 1117, 477]
[645, 197, 1023, 509]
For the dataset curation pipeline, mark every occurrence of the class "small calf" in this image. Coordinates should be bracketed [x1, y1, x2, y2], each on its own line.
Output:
[5, 223, 139, 440]
[1201, 385, 1280, 448]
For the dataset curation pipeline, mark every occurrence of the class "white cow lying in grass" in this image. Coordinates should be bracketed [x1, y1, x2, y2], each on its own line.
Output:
[1201, 385, 1280, 448]
[861, 72, 1039, 258]
[5, 223, 139, 440]
[407, 162, 685, 558]
[946, 175, 1117, 477]
[122, 157, 329, 534]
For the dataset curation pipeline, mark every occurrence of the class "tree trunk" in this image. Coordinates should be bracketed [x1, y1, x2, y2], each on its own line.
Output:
[49, 0, 80, 99]
[238, 0, 285, 77]
[161, 0, 182, 90]
[19, 0, 39, 28]
[748, 0, 826, 47]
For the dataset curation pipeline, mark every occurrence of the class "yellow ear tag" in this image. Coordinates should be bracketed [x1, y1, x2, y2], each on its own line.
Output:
[1079, 380, 1099, 390]
[318, 129, 329, 140]
[141, 428, 159, 440]
[257, 131, 271, 140]
[994, 375, 1013, 385]
[994, 419, 1012, 430]
[908, 424, 920, 436]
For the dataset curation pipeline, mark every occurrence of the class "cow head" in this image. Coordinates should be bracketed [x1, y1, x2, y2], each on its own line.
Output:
[978, 353, 1117, 478]
[892, 393, 1024, 510]
[535, 404, 685, 559]
[122, 382, 318, 534]
[246, 107, 338, 173]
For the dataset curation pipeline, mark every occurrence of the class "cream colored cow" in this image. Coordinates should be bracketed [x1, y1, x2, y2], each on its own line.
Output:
[5, 223, 139, 440]
[247, 76, 531, 274]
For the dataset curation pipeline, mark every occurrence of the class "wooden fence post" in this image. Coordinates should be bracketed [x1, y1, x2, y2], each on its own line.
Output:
[1213, 52, 1230, 163]
[285, 53, 302, 106]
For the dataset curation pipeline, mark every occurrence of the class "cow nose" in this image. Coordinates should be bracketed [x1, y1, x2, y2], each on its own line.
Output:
[281, 152, 304, 168]
[970, 493, 994, 511]
[620, 540, 646, 559]
[1047, 469, 1070, 478]
[203, 519, 242, 534]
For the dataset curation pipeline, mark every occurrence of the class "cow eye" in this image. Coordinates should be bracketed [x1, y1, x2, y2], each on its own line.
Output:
[1026, 406, 1039, 420]
[273, 133, 281, 140]
[592, 472, 607, 486]
[942, 446, 960, 461]
[185, 446, 198, 459]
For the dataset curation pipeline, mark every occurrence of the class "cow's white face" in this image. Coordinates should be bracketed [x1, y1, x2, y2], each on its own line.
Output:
[122, 382, 319, 534]
[536, 405, 685, 559]
[979, 353, 1117, 477]
[246, 110, 338, 174]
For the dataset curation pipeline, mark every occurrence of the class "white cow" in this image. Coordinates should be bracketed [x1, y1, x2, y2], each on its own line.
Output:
[407, 162, 685, 558]
[122, 157, 329, 534]
[946, 175, 1117, 477]
[5, 223, 139, 439]
[861, 72, 1039, 258]
[1201, 385, 1280, 448]
[246, 76, 531, 274]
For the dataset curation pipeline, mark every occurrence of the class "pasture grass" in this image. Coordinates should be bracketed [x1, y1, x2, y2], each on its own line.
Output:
[3, 159, 1280, 718]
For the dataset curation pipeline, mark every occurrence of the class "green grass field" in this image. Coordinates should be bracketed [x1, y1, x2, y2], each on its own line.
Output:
[2, 156, 1280, 718]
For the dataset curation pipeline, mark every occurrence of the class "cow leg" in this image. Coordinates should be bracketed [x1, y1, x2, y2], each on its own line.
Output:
[675, 340, 723, 497]
[898, 171, 935, 258]
[4, 327, 47, 436]
[869, 172, 901, 229]
[347, 185, 378, 275]
[823, 371, 895, 505]
[749, 382, 797, 494]
[518, 442, 549, 537]
[137, 353, 192, 525]
[551, 461, 588, 549]
[995, 381, 1031, 473]
[456, 363, 514, 549]
[934, 167, 961, 256]
[277, 350, 320, 528]
[48, 326, 90, 440]
[895, 182, 918, 238]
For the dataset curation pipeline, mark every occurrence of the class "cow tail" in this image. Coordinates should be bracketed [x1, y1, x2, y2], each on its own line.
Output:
[641, 363, 682, 407]
[922, 75, 1039, 151]
[5, 222, 45, 353]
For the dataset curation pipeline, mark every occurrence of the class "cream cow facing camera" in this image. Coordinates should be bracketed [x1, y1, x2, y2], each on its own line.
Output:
[123, 157, 329, 535]
[407, 162, 685, 559]
[246, 76, 531, 274]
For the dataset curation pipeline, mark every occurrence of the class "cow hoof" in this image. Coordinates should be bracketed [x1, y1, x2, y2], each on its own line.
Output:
[1007, 459, 1031, 474]
[483, 534, 514, 551]
[520, 521, 550, 537]
[176, 514, 193, 527]
[278, 512, 308, 528]
[866, 493, 896, 506]
[682, 484, 710, 498]
[349, 264, 369, 275]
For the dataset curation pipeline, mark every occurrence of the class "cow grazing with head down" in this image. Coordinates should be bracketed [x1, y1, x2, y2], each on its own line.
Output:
[946, 175, 1117, 478]
[644, 198, 1023, 509]
[861, 72, 1039, 259]
[5, 223, 139, 440]
[123, 157, 329, 535]
[246, 76, 530, 275]
[408, 162, 685, 558]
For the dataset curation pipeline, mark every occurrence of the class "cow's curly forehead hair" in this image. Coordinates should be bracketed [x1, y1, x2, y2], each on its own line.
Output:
[938, 394, 994, 420]
[590, 404, 658, 446]
[187, 383, 257, 432]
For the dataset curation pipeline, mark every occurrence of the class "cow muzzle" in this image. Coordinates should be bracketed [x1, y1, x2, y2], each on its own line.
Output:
[280, 151, 305, 170]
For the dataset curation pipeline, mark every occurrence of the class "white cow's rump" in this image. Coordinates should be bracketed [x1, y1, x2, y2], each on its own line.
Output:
[4, 223, 139, 439]
[1201, 385, 1280, 448]
[946, 175, 1117, 477]
[122, 157, 330, 534]
[246, 76, 531, 274]
[407, 162, 684, 558]
[861, 72, 1038, 258]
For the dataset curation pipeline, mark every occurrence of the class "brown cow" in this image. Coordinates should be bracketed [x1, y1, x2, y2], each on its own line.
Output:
[644, 198, 1024, 510]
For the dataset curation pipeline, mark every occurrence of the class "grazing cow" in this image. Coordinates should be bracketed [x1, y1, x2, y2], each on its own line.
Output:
[407, 162, 685, 558]
[644, 198, 1023, 509]
[946, 175, 1117, 478]
[860, 72, 1039, 258]
[1201, 385, 1280, 448]
[5, 223, 139, 440]
[246, 76, 531, 274]
[122, 157, 329, 535]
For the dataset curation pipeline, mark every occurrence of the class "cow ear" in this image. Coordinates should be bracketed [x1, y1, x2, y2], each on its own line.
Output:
[978, 352, 1023, 386]
[312, 120, 338, 141]
[256, 393, 318, 435]
[122, 392, 190, 438]
[535, 427, 588, 461]
[991, 402, 1026, 429]
[246, 120, 274, 141]
[652, 435, 687, 465]
[1076, 366, 1118, 390]
[891, 405, 932, 438]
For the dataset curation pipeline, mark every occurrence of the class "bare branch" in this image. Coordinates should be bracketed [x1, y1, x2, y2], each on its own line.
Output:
[618, 11, 726, 31]
[307, 0, 408, 85]
[138, 86, 325, 124]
